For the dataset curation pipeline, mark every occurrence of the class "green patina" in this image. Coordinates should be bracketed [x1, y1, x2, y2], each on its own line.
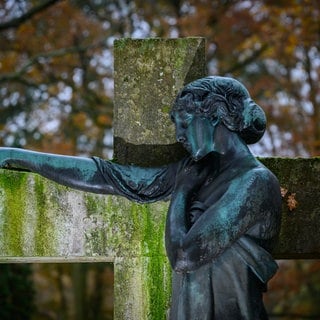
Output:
[173, 39, 190, 71]
[0, 170, 28, 256]
[139, 203, 171, 319]
[161, 105, 171, 114]
[113, 38, 128, 50]
[137, 38, 159, 54]
[0, 171, 61, 257]
[131, 195, 171, 318]
[33, 175, 57, 256]
[84, 191, 172, 318]
[85, 193, 99, 216]
[144, 257, 172, 320]
[83, 192, 171, 318]
[83, 194, 145, 257]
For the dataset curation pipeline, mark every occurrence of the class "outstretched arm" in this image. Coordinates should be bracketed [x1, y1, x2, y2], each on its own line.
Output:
[0, 147, 177, 201]
[0, 147, 113, 194]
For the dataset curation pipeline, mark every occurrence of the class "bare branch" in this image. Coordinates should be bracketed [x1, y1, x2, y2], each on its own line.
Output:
[221, 44, 269, 75]
[0, 0, 61, 32]
[0, 40, 106, 85]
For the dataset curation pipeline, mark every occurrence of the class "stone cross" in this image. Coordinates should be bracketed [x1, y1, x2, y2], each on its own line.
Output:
[0, 38, 319, 319]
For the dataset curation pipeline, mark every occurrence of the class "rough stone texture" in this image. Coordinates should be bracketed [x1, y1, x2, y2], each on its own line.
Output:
[1, 38, 319, 320]
[113, 37, 206, 166]
[0, 169, 171, 320]
[0, 158, 319, 319]
[114, 257, 171, 320]
[0, 157, 320, 262]
[260, 157, 320, 259]
[1, 158, 319, 261]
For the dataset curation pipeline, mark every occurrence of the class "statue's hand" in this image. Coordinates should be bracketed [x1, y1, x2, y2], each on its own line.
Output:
[175, 155, 213, 194]
[0, 148, 11, 168]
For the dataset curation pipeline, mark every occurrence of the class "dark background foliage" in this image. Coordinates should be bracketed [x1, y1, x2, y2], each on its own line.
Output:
[0, 0, 319, 319]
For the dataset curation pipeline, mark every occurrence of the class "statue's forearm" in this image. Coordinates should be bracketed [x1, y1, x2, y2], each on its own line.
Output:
[0, 147, 114, 194]
[165, 190, 190, 271]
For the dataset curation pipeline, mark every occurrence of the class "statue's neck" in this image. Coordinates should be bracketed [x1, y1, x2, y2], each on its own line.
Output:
[213, 124, 256, 171]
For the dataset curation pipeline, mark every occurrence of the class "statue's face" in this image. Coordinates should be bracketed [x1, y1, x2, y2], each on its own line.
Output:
[171, 110, 219, 161]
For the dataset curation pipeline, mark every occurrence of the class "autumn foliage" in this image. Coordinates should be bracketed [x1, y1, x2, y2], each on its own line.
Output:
[0, 0, 319, 157]
[0, 0, 320, 318]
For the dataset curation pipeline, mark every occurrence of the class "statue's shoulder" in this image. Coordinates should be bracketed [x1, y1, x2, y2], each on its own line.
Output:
[242, 163, 280, 195]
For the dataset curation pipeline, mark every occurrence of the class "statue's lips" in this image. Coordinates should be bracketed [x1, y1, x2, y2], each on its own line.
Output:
[181, 141, 192, 154]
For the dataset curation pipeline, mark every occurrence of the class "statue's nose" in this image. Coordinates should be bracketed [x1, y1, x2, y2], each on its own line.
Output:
[177, 135, 186, 143]
[175, 125, 188, 144]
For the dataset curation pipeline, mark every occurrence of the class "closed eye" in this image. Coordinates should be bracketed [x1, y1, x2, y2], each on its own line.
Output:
[181, 121, 189, 129]
[180, 114, 193, 129]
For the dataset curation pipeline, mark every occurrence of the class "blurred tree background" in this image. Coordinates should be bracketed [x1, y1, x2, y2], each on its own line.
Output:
[0, 0, 319, 319]
[0, 263, 114, 320]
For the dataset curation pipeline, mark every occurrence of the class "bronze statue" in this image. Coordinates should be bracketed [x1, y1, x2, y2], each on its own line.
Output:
[0, 76, 281, 319]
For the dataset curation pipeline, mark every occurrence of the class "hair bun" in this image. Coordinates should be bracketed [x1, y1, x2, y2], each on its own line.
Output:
[239, 98, 266, 144]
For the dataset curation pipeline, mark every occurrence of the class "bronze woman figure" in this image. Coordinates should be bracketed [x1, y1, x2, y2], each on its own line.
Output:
[0, 76, 281, 319]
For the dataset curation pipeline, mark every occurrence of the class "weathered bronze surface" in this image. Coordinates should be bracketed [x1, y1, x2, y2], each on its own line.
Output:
[0, 76, 281, 319]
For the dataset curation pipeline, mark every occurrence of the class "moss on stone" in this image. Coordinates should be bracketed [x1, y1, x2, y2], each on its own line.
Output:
[33, 175, 62, 256]
[0, 170, 28, 255]
[137, 203, 171, 319]
[144, 256, 172, 320]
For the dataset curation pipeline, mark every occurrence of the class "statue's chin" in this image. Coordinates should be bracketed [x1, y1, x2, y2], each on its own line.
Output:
[190, 144, 222, 161]
[191, 149, 213, 162]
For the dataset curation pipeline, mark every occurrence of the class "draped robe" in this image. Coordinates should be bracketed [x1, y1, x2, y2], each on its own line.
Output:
[93, 156, 281, 320]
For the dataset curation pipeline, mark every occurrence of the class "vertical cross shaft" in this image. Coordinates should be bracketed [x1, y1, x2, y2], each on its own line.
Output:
[113, 38, 206, 166]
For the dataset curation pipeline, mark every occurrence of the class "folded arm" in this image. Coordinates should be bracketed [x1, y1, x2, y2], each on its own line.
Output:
[166, 168, 281, 273]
